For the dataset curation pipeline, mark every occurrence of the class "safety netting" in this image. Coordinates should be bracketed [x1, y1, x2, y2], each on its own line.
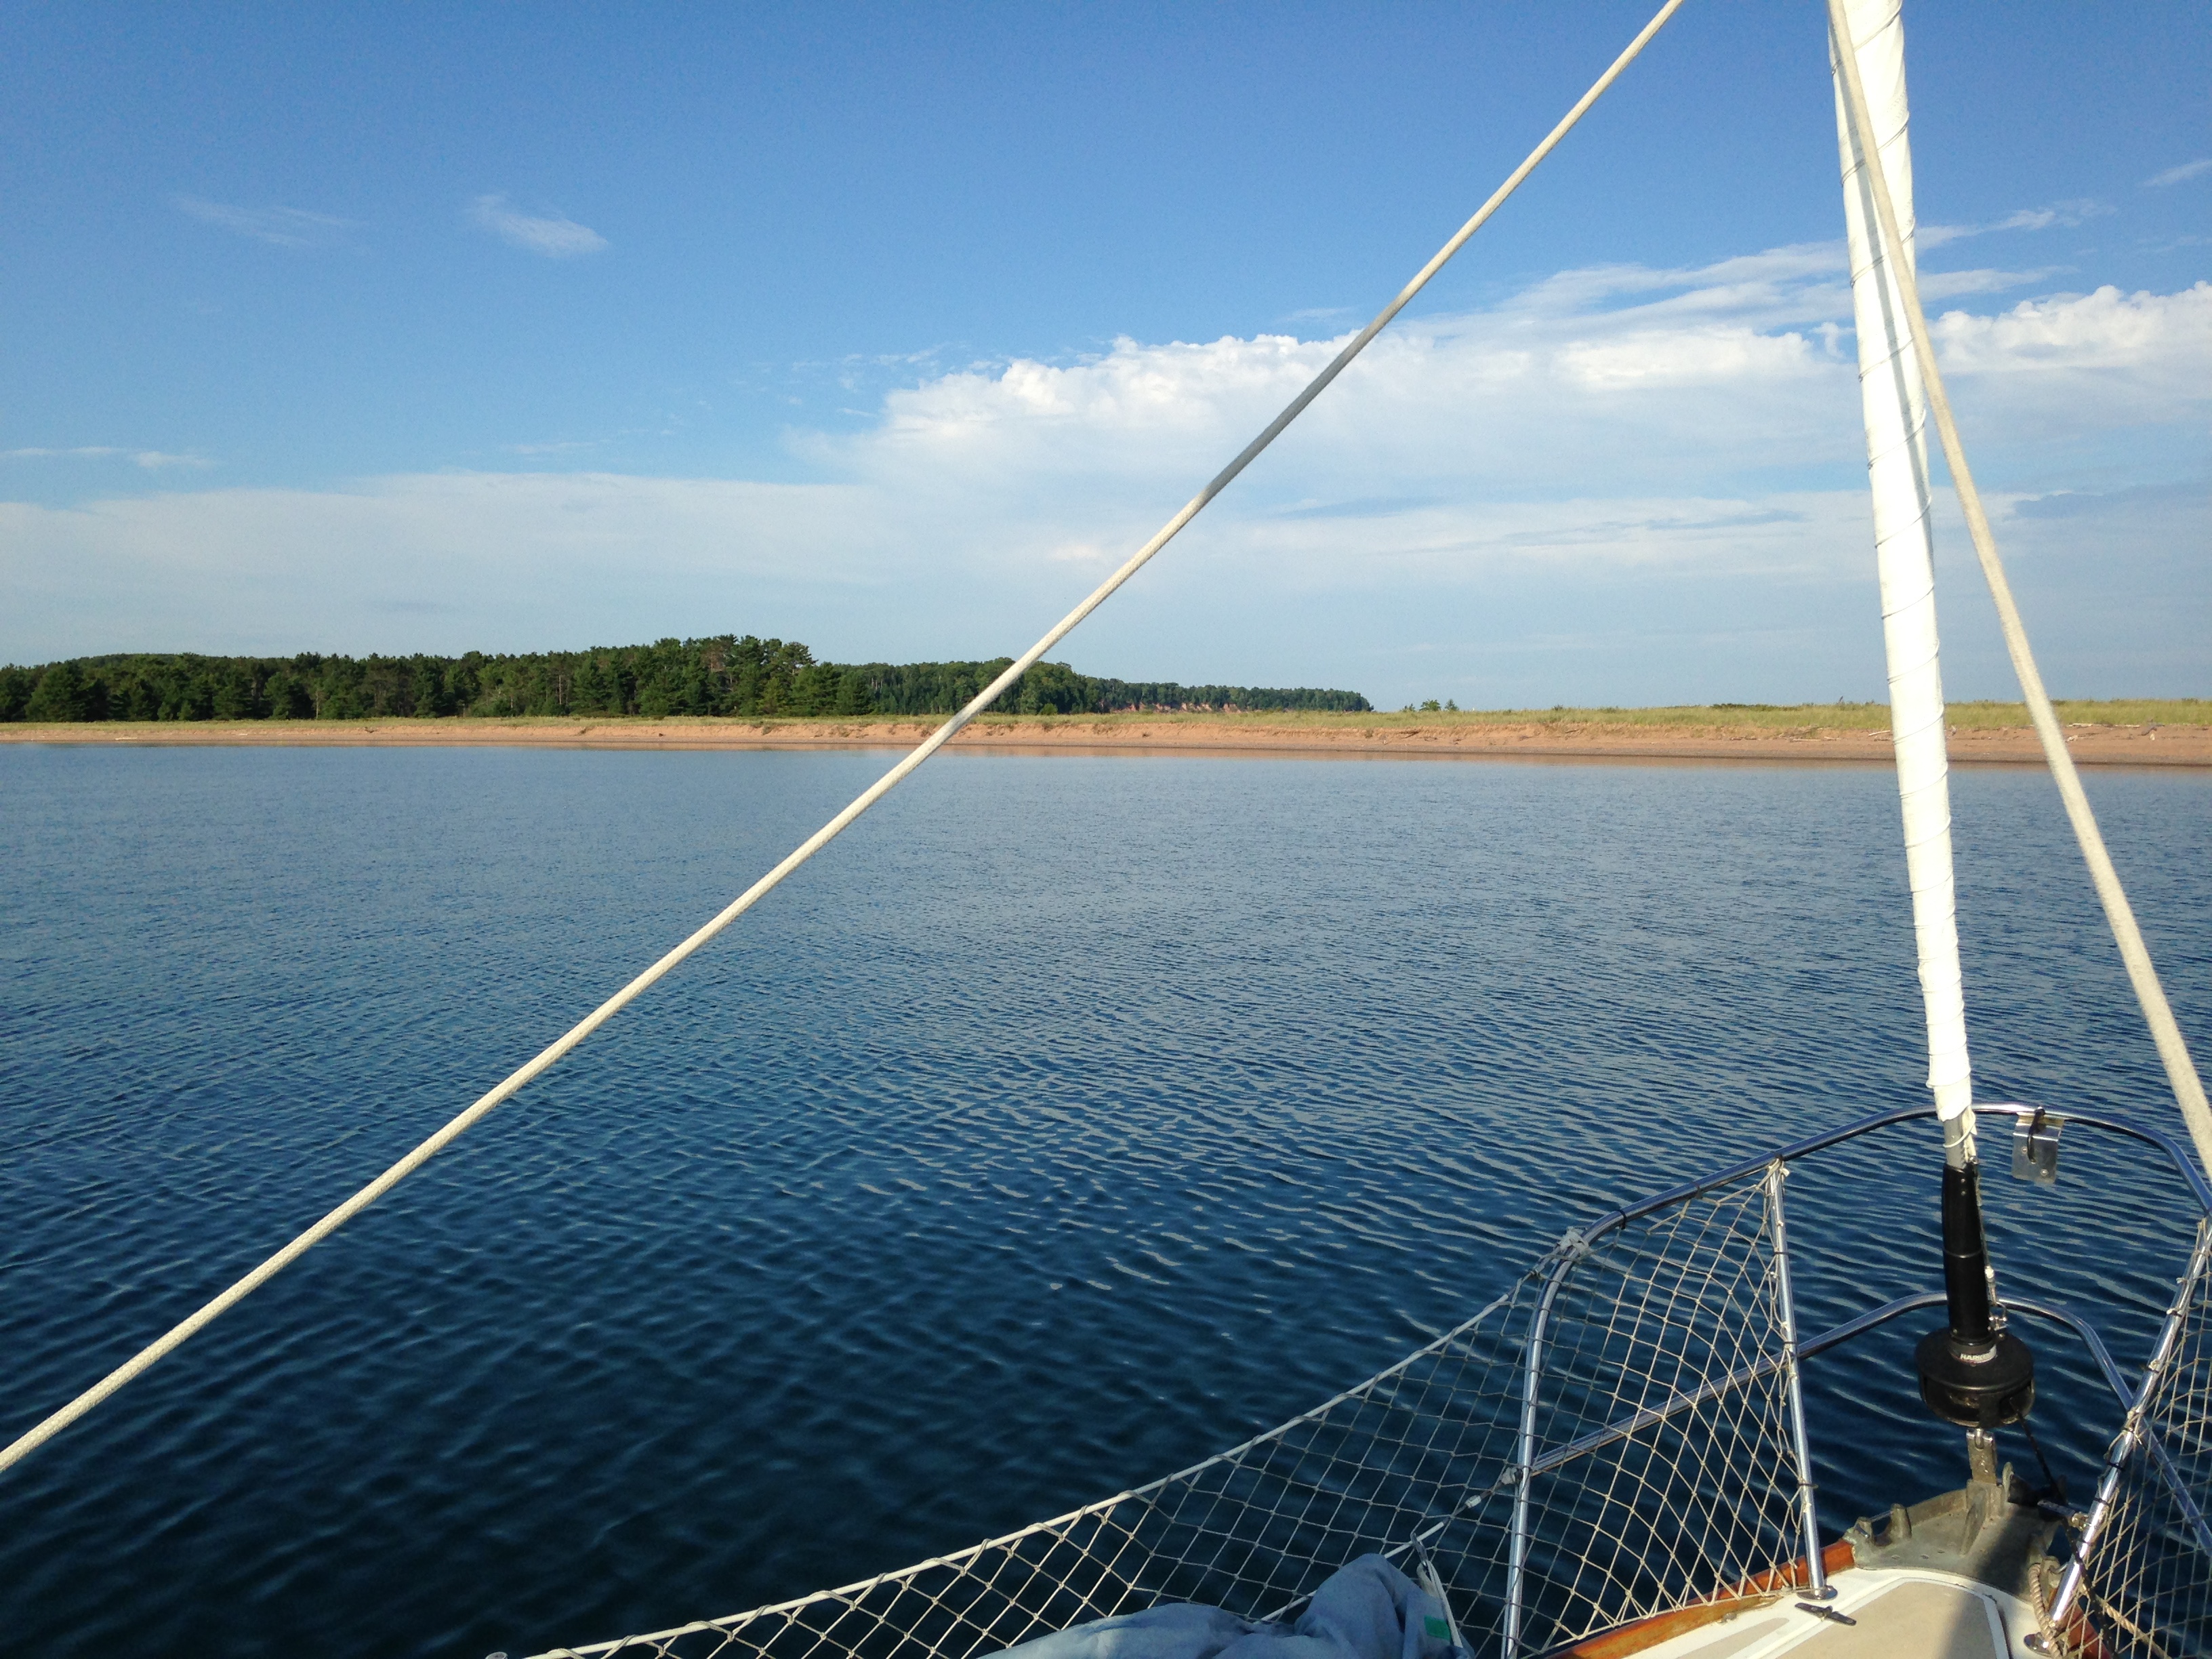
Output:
[2043, 1221, 2212, 1657]
[536, 1166, 1814, 1659]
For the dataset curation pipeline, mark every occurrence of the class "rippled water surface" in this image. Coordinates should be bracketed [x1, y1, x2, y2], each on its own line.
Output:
[3, 745, 2207, 1658]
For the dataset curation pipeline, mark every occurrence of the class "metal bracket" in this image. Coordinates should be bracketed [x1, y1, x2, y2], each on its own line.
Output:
[2013, 1109, 2063, 1185]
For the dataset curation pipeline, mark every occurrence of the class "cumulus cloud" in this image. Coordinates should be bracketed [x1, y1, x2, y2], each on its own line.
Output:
[4, 247, 2205, 703]
[171, 195, 354, 248]
[1925, 283, 2212, 436]
[805, 249, 2203, 518]
[1931, 283, 2212, 372]
[469, 194, 608, 258]
[2144, 159, 2212, 188]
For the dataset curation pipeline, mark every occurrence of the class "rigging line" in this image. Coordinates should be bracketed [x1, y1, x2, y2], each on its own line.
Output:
[0, 0, 1692, 1483]
[1825, 0, 2212, 1179]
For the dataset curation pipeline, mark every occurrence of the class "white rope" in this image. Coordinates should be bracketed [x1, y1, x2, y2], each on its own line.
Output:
[1826, 0, 2212, 1179]
[0, 0, 1690, 1482]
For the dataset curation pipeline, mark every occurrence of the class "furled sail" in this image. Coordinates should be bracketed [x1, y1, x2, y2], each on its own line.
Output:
[1831, 0, 1973, 1158]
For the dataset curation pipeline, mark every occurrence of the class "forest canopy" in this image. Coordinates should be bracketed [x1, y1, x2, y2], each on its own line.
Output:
[0, 638, 1371, 722]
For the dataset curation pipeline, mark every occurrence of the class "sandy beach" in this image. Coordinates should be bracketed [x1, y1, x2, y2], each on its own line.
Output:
[5, 707, 2206, 766]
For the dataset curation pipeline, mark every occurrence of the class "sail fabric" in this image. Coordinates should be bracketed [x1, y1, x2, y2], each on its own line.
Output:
[1832, 0, 1975, 1136]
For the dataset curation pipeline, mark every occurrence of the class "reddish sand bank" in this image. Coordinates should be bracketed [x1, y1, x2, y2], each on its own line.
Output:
[6, 716, 2207, 766]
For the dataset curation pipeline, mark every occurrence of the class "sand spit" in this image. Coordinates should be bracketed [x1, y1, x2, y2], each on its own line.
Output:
[5, 712, 2207, 766]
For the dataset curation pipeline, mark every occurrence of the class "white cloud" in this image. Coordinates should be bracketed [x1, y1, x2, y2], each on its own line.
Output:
[1931, 283, 2212, 373]
[2144, 159, 2212, 188]
[5, 447, 209, 469]
[1553, 325, 1816, 392]
[171, 195, 354, 248]
[4, 250, 2205, 703]
[804, 251, 2198, 514]
[1918, 267, 2064, 302]
[0, 472, 891, 661]
[1926, 283, 2212, 435]
[1919, 199, 2110, 249]
[469, 194, 608, 258]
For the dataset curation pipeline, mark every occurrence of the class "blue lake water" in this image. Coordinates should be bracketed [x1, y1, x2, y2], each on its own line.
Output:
[2, 745, 2207, 1658]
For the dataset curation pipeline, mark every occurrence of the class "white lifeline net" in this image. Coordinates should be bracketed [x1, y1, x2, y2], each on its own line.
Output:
[537, 1168, 1813, 1659]
[2043, 1221, 2212, 1657]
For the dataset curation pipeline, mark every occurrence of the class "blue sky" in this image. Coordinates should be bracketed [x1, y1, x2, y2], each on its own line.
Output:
[3, 1, 2206, 706]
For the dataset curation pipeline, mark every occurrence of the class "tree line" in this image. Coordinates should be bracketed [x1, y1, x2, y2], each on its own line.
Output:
[0, 637, 1370, 722]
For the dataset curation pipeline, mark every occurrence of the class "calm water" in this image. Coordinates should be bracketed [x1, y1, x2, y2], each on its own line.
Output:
[2, 745, 2207, 1658]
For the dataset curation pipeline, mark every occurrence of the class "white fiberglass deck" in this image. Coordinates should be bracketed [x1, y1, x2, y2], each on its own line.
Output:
[1622, 1569, 2034, 1659]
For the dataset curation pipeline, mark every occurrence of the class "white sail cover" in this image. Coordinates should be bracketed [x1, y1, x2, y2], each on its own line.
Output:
[1832, 0, 1973, 1145]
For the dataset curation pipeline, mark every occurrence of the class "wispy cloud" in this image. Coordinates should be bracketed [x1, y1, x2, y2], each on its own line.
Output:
[469, 194, 607, 258]
[2144, 159, 2212, 188]
[171, 194, 355, 249]
[1919, 267, 2065, 302]
[1919, 200, 2110, 249]
[5, 446, 210, 469]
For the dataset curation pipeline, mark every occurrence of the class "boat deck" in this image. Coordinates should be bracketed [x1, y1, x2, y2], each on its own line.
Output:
[1613, 1567, 2037, 1659]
